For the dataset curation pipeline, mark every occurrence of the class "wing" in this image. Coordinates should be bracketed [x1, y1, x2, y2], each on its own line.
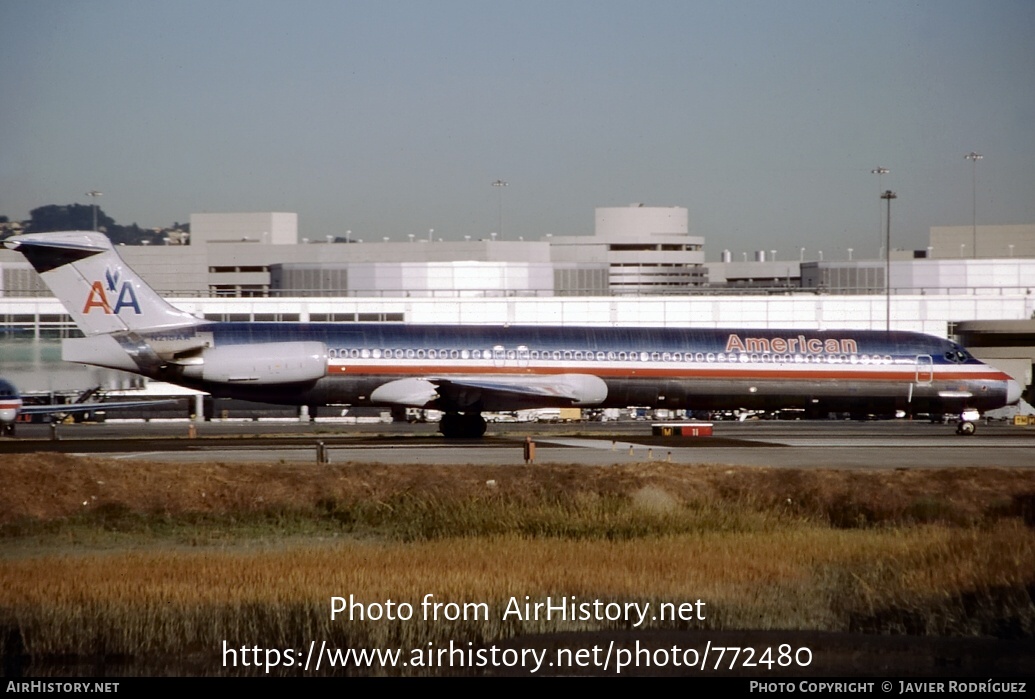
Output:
[369, 373, 608, 411]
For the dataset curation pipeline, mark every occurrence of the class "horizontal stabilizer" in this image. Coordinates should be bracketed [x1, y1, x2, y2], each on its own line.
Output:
[18, 399, 178, 415]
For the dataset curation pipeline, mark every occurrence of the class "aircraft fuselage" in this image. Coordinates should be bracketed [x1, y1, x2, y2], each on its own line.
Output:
[129, 322, 1012, 417]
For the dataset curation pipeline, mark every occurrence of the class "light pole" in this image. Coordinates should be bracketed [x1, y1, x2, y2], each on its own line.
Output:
[871, 167, 889, 257]
[965, 152, 982, 257]
[86, 190, 103, 231]
[881, 190, 897, 332]
[491, 179, 507, 239]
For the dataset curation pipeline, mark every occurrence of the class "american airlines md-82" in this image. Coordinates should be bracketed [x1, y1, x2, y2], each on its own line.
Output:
[4, 231, 1022, 437]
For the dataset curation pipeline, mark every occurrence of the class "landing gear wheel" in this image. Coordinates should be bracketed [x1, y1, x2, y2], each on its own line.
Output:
[956, 421, 976, 436]
[439, 412, 487, 439]
[466, 413, 487, 438]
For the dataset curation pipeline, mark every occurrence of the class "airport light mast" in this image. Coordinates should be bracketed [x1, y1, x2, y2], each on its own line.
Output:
[881, 189, 897, 332]
[492, 179, 507, 239]
[965, 152, 982, 257]
[871, 167, 889, 257]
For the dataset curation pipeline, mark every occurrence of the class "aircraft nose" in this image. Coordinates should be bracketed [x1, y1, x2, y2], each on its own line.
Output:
[1006, 379, 1023, 405]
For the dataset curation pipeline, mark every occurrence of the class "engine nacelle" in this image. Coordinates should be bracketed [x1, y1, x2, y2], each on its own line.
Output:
[181, 342, 327, 385]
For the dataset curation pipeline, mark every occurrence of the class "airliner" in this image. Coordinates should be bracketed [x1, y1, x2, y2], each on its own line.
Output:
[0, 377, 173, 436]
[4, 231, 1022, 437]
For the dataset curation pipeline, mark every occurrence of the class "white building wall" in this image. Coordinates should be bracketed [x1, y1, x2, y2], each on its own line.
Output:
[190, 212, 298, 245]
[929, 224, 1035, 259]
[551, 205, 706, 294]
[594, 205, 689, 239]
[893, 259, 1035, 294]
[334, 261, 555, 297]
[5, 293, 1031, 338]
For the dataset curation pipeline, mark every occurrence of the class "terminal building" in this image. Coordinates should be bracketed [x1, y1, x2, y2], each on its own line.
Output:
[1, 207, 1033, 402]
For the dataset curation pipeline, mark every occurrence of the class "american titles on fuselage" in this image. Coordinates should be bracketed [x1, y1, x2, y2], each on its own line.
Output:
[724, 333, 856, 356]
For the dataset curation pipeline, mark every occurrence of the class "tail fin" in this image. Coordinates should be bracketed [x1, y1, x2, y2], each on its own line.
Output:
[4, 231, 200, 336]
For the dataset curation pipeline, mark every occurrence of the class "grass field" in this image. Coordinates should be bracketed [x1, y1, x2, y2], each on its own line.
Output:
[1, 453, 1033, 675]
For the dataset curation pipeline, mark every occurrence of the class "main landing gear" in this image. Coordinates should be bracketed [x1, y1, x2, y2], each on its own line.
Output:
[438, 412, 487, 439]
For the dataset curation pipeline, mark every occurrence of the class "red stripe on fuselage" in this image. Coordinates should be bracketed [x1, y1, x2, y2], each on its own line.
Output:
[324, 363, 1009, 383]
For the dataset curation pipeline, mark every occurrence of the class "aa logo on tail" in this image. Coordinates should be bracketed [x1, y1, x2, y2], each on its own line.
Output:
[83, 268, 141, 314]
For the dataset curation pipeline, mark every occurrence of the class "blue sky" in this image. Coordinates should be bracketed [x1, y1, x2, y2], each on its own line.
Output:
[2, 1, 1033, 259]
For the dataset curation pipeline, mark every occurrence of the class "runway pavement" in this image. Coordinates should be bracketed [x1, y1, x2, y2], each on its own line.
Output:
[3, 418, 1034, 469]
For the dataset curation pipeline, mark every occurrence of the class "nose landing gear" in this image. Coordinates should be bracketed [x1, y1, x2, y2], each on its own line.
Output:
[955, 408, 980, 435]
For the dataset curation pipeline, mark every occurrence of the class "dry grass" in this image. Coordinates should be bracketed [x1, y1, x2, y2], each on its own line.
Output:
[4, 525, 1032, 656]
[2, 453, 1032, 531]
[0, 453, 1033, 673]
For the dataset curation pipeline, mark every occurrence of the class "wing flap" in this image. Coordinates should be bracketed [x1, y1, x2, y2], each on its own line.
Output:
[437, 373, 607, 411]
